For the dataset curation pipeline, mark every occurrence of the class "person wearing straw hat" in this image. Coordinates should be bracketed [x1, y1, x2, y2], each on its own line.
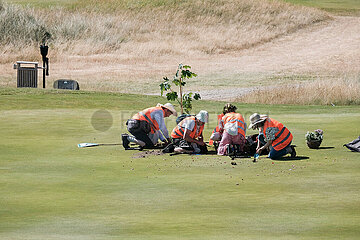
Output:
[122, 103, 177, 149]
[249, 113, 296, 159]
[217, 103, 246, 155]
[171, 110, 209, 154]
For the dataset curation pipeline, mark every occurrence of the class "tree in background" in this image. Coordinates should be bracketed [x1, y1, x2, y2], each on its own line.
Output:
[160, 64, 201, 114]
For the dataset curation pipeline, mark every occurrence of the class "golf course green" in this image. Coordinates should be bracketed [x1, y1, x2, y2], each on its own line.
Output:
[0, 88, 359, 239]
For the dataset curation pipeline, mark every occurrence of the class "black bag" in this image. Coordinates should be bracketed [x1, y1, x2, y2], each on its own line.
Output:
[344, 136, 360, 152]
[176, 114, 194, 124]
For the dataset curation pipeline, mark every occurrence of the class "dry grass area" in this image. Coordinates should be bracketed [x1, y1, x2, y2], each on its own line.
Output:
[0, 0, 329, 61]
[1, 0, 359, 105]
[236, 76, 360, 105]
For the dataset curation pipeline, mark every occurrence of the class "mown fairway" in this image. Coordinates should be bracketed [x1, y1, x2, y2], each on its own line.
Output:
[0, 88, 359, 239]
[284, 0, 360, 15]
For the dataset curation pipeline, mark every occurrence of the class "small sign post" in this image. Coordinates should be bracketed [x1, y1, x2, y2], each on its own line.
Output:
[40, 44, 49, 88]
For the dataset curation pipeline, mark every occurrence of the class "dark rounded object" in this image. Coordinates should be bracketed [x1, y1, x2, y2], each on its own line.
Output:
[53, 79, 79, 90]
[307, 140, 322, 149]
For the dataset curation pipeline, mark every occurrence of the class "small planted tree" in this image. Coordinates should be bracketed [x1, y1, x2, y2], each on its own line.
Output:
[160, 64, 201, 114]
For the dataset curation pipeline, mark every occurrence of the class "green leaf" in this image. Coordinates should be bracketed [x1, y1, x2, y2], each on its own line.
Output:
[182, 93, 193, 113]
[183, 92, 193, 99]
[159, 83, 165, 96]
[166, 92, 178, 101]
[173, 78, 181, 86]
[160, 81, 171, 96]
[194, 93, 201, 100]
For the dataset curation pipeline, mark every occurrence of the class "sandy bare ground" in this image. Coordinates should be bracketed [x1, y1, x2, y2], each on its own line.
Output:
[212, 16, 360, 74]
[2, 16, 359, 100]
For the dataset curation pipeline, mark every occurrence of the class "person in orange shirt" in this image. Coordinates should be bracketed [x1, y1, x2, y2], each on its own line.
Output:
[122, 103, 177, 149]
[171, 110, 208, 154]
[217, 104, 246, 155]
[248, 113, 296, 159]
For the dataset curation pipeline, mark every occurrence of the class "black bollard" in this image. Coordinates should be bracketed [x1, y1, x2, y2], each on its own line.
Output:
[40, 45, 49, 88]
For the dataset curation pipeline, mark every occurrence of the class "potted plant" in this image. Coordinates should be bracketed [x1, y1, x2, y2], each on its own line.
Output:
[305, 129, 323, 149]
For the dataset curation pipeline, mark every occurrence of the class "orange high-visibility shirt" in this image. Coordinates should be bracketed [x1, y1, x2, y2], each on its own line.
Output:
[263, 118, 293, 151]
[171, 116, 204, 139]
[132, 107, 165, 134]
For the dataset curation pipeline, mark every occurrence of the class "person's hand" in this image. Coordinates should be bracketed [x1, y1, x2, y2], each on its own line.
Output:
[256, 147, 263, 154]
[197, 140, 205, 146]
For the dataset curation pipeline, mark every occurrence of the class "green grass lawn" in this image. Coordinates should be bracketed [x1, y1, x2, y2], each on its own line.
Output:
[5, 0, 360, 15]
[283, 0, 360, 15]
[0, 88, 359, 239]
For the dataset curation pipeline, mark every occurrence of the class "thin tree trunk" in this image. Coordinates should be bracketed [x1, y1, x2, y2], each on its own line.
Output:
[179, 77, 183, 114]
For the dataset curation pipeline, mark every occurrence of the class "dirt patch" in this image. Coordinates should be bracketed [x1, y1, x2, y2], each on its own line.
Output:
[132, 150, 164, 159]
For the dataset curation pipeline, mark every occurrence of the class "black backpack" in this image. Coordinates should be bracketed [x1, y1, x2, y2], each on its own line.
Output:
[176, 114, 194, 124]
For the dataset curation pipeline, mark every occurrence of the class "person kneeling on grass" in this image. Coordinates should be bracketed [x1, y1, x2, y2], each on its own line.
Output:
[122, 103, 177, 149]
[217, 103, 246, 156]
[171, 110, 209, 154]
[249, 113, 296, 159]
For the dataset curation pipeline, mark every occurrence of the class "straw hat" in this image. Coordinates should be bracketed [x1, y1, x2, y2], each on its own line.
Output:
[157, 103, 177, 117]
[248, 113, 267, 129]
[196, 110, 209, 123]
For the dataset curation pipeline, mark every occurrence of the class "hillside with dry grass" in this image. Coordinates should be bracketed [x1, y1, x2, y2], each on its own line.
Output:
[1, 0, 359, 105]
[0, 0, 329, 60]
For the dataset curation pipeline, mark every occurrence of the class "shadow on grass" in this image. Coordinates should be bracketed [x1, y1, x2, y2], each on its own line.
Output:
[316, 146, 335, 150]
[277, 156, 309, 161]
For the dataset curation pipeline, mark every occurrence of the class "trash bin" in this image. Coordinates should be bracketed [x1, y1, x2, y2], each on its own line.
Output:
[13, 61, 42, 88]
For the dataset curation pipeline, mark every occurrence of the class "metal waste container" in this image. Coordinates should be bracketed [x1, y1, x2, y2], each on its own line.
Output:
[13, 61, 42, 88]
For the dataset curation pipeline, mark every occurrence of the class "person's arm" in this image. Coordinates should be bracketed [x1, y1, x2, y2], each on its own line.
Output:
[256, 137, 261, 150]
[257, 140, 272, 154]
[256, 127, 263, 150]
[257, 126, 278, 153]
[153, 111, 170, 142]
[198, 132, 204, 143]
[183, 129, 205, 146]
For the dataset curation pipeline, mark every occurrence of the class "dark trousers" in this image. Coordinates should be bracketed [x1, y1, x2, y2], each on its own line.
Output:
[172, 138, 208, 154]
[128, 126, 154, 148]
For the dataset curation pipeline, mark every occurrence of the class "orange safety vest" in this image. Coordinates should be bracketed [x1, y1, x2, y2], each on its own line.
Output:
[209, 113, 224, 145]
[132, 107, 164, 134]
[171, 116, 204, 139]
[221, 112, 246, 137]
[263, 118, 293, 151]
